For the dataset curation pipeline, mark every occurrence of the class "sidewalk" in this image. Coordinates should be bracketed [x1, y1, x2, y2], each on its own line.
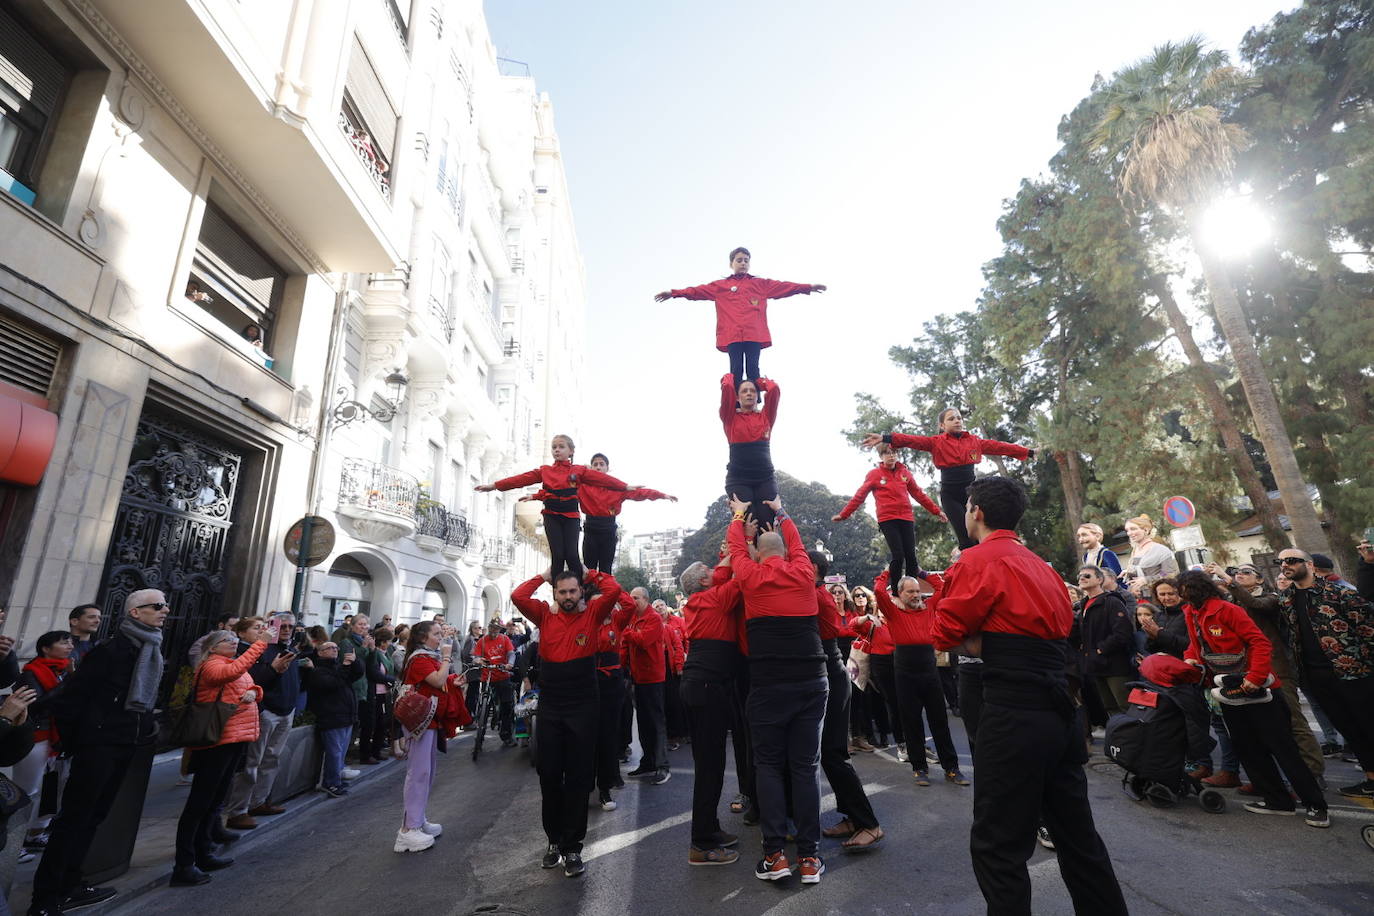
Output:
[5, 745, 406, 916]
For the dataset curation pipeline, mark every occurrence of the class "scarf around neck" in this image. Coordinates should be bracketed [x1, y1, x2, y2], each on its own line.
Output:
[120, 616, 165, 713]
[23, 656, 69, 691]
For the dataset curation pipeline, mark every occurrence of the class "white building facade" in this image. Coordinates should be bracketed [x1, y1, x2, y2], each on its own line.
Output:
[619, 527, 694, 594]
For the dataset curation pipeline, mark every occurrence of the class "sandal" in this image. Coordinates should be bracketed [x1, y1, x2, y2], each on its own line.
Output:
[822, 818, 855, 839]
[842, 826, 885, 851]
[729, 794, 749, 814]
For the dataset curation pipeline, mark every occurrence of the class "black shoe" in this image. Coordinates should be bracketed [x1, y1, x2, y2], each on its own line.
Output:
[1339, 779, 1374, 799]
[626, 765, 654, 778]
[742, 806, 760, 827]
[1321, 742, 1342, 758]
[58, 885, 118, 911]
[563, 852, 585, 877]
[648, 769, 671, 786]
[210, 828, 241, 845]
[541, 843, 562, 869]
[613, 777, 626, 789]
[196, 855, 235, 871]
[26, 904, 62, 916]
[169, 866, 212, 887]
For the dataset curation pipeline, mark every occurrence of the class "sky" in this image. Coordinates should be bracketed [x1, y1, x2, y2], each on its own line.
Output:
[484, 0, 1285, 538]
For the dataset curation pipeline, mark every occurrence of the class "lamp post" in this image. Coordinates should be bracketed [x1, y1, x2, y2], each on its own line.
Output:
[331, 370, 409, 428]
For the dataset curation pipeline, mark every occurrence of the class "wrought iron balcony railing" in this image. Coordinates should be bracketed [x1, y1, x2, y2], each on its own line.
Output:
[483, 536, 513, 567]
[445, 511, 475, 552]
[338, 458, 418, 518]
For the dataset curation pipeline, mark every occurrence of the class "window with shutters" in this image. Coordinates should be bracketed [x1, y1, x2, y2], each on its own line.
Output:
[0, 5, 71, 205]
[186, 200, 285, 362]
[340, 37, 397, 199]
[0, 311, 61, 399]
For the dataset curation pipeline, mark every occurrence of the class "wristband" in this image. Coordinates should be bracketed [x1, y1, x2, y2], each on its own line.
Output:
[732, 512, 745, 521]
[882, 433, 893, 445]
[776, 510, 789, 522]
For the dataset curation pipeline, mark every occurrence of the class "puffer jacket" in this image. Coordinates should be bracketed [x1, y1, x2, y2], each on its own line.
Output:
[193, 640, 266, 748]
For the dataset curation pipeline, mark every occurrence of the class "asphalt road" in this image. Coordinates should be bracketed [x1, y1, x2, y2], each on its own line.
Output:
[109, 717, 1374, 916]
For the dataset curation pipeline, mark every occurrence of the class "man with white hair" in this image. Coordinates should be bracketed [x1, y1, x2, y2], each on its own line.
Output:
[31, 589, 169, 916]
[225, 613, 303, 829]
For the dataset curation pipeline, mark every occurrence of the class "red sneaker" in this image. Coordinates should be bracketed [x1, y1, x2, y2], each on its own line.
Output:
[754, 851, 790, 881]
[799, 855, 825, 884]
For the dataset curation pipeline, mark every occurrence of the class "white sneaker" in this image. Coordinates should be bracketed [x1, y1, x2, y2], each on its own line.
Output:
[422, 821, 442, 836]
[394, 828, 436, 853]
[896, 744, 909, 763]
[341, 768, 361, 780]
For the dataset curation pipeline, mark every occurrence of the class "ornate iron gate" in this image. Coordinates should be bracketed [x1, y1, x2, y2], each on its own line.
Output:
[97, 411, 244, 704]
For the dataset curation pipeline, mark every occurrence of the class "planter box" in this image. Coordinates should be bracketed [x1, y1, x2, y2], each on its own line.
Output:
[271, 725, 324, 801]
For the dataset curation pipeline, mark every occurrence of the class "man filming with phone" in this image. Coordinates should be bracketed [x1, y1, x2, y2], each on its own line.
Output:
[224, 613, 303, 830]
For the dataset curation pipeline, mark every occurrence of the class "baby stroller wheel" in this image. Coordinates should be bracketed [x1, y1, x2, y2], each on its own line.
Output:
[1198, 789, 1227, 814]
[1362, 824, 1374, 851]
[1145, 783, 1178, 808]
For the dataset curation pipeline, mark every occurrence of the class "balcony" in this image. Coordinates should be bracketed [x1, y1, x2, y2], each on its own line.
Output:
[483, 536, 514, 573]
[413, 499, 447, 551]
[337, 458, 419, 544]
[339, 111, 392, 199]
[426, 294, 454, 342]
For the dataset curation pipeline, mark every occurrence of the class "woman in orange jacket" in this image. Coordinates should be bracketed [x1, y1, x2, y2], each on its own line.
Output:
[171, 618, 274, 887]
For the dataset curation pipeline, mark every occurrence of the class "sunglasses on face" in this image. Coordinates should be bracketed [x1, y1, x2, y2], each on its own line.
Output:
[1278, 557, 1306, 566]
[137, 602, 169, 611]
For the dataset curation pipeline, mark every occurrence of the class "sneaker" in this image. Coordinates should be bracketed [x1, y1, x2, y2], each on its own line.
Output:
[688, 845, 740, 866]
[798, 855, 824, 884]
[17, 849, 34, 864]
[1213, 673, 1274, 689]
[394, 828, 435, 853]
[563, 852, 585, 877]
[1339, 779, 1374, 799]
[925, 745, 940, 763]
[341, 767, 361, 780]
[946, 769, 971, 786]
[321, 784, 347, 798]
[1036, 826, 1055, 850]
[1243, 800, 1296, 816]
[648, 769, 671, 786]
[668, 741, 681, 751]
[896, 744, 909, 763]
[1305, 806, 1331, 828]
[754, 851, 790, 881]
[599, 791, 618, 811]
[168, 867, 211, 887]
[421, 821, 442, 836]
[626, 765, 654, 778]
[1211, 684, 1273, 706]
[914, 769, 931, 786]
[541, 843, 562, 869]
[22, 832, 48, 850]
[58, 885, 118, 910]
[1202, 770, 1241, 788]
[1184, 763, 1213, 780]
[851, 737, 876, 752]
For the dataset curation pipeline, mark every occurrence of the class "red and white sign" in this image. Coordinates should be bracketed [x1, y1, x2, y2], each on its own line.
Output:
[1163, 496, 1196, 528]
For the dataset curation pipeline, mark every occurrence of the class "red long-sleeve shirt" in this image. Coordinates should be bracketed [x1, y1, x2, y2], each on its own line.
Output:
[873, 571, 936, 646]
[511, 570, 622, 662]
[837, 462, 942, 522]
[579, 483, 671, 518]
[668, 274, 817, 351]
[726, 516, 816, 619]
[664, 619, 686, 674]
[850, 615, 894, 654]
[720, 374, 779, 444]
[623, 608, 667, 684]
[1184, 596, 1276, 687]
[931, 530, 1072, 650]
[684, 578, 744, 643]
[888, 431, 1031, 470]
[595, 590, 636, 675]
[816, 584, 858, 640]
[490, 460, 628, 519]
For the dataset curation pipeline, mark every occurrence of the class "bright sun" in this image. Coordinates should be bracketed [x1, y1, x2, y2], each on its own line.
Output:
[1196, 196, 1271, 259]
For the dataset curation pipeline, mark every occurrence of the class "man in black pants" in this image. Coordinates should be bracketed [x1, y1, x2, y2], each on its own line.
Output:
[34, 591, 169, 916]
[1276, 549, 1374, 799]
[512, 569, 625, 878]
[623, 588, 670, 784]
[594, 589, 635, 810]
[678, 558, 745, 865]
[932, 477, 1126, 915]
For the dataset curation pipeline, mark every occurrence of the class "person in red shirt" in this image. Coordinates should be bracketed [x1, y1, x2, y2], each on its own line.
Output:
[578, 452, 676, 573]
[511, 568, 625, 877]
[1177, 570, 1328, 825]
[654, 247, 826, 383]
[623, 588, 671, 784]
[659, 603, 690, 747]
[720, 373, 781, 530]
[834, 444, 946, 596]
[930, 476, 1125, 915]
[862, 408, 1035, 550]
[471, 620, 517, 745]
[476, 434, 628, 581]
[727, 494, 828, 885]
[594, 588, 635, 812]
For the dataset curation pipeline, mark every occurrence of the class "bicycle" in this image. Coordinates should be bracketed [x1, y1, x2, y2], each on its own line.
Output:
[466, 660, 515, 761]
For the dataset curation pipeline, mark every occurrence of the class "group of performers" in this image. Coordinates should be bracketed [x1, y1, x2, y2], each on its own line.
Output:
[469, 247, 1126, 913]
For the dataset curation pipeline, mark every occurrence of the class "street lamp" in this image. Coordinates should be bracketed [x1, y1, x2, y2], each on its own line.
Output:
[331, 370, 409, 428]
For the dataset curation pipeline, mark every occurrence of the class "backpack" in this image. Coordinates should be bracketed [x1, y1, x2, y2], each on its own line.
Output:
[1104, 686, 1187, 784]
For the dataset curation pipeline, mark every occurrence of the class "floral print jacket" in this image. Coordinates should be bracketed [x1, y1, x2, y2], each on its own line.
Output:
[1277, 579, 1374, 680]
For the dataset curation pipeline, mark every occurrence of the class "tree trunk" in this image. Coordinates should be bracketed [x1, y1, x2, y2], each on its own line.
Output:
[1147, 275, 1288, 551]
[1054, 450, 1086, 535]
[1187, 216, 1331, 557]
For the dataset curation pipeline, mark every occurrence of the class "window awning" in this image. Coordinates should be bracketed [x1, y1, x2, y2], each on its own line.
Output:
[0, 392, 57, 485]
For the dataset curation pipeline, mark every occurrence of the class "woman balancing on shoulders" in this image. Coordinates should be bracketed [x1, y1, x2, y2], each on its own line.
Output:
[476, 434, 628, 581]
[655, 247, 825, 384]
[833, 442, 946, 595]
[862, 407, 1034, 550]
[720, 373, 781, 531]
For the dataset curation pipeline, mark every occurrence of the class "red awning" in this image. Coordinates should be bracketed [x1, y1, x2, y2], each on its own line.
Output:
[0, 393, 58, 486]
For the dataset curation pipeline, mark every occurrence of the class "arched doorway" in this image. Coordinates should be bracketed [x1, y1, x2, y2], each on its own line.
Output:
[321, 554, 372, 629]
[481, 583, 504, 624]
[421, 577, 447, 620]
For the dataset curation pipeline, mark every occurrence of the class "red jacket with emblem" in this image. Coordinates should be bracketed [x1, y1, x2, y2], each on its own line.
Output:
[579, 483, 672, 518]
[720, 375, 779, 444]
[623, 608, 667, 684]
[874, 571, 937, 646]
[888, 431, 1031, 470]
[1184, 595, 1276, 687]
[491, 460, 628, 519]
[931, 530, 1072, 650]
[511, 570, 622, 662]
[837, 462, 942, 522]
[667, 274, 818, 350]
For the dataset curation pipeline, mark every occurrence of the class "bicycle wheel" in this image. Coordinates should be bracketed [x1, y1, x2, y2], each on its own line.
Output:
[472, 689, 490, 761]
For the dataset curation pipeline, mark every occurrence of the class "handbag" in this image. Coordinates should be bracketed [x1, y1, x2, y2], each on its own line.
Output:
[847, 643, 871, 691]
[393, 657, 437, 737]
[0, 772, 32, 818]
[1192, 618, 1247, 675]
[168, 668, 237, 748]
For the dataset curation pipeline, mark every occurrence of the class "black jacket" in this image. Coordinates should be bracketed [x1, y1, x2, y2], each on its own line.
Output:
[0, 717, 35, 851]
[244, 642, 303, 716]
[303, 658, 362, 730]
[1146, 604, 1190, 660]
[1358, 559, 1374, 603]
[0, 651, 18, 690]
[51, 633, 159, 748]
[1078, 590, 1135, 677]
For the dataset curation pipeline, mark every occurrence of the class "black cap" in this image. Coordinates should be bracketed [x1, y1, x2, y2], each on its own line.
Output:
[1310, 553, 1335, 571]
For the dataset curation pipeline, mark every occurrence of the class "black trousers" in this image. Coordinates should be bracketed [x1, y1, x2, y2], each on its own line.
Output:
[665, 669, 688, 739]
[726, 341, 762, 384]
[869, 654, 904, 745]
[32, 743, 138, 905]
[894, 645, 960, 772]
[1221, 691, 1325, 810]
[363, 692, 392, 757]
[748, 677, 828, 857]
[866, 682, 891, 742]
[595, 672, 626, 792]
[959, 663, 984, 756]
[878, 518, 920, 594]
[822, 658, 879, 830]
[732, 665, 755, 801]
[683, 676, 734, 846]
[634, 681, 669, 771]
[176, 742, 246, 870]
[582, 516, 618, 573]
[939, 664, 959, 710]
[484, 679, 516, 741]
[940, 482, 976, 550]
[544, 513, 583, 580]
[850, 677, 874, 741]
[972, 701, 1127, 916]
[618, 673, 635, 753]
[1300, 665, 1374, 772]
[357, 696, 377, 759]
[537, 699, 598, 853]
[723, 477, 777, 531]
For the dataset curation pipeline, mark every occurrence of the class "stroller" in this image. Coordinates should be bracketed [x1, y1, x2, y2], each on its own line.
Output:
[1103, 654, 1226, 814]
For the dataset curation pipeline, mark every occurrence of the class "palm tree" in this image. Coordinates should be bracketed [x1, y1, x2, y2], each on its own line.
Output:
[1088, 38, 1329, 556]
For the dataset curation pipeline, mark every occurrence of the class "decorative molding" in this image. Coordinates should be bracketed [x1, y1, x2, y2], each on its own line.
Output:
[68, 0, 331, 274]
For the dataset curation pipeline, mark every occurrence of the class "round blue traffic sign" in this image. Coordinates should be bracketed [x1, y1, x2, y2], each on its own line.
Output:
[1163, 496, 1196, 528]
